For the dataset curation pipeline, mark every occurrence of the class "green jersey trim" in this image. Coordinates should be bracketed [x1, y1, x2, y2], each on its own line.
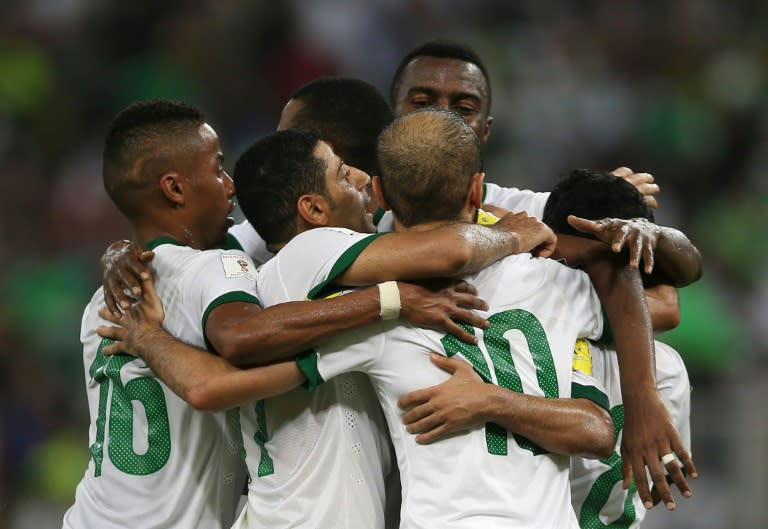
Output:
[596, 309, 612, 346]
[296, 349, 324, 392]
[201, 291, 262, 353]
[145, 236, 185, 251]
[572, 382, 610, 411]
[222, 232, 244, 251]
[481, 182, 488, 202]
[307, 232, 389, 300]
[372, 208, 386, 226]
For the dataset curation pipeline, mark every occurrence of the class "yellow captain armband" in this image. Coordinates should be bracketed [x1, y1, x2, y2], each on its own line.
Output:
[476, 208, 500, 226]
[572, 339, 593, 375]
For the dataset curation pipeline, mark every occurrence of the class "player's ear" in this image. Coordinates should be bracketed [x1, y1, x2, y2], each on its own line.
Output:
[480, 116, 493, 144]
[371, 176, 391, 211]
[296, 193, 331, 228]
[468, 172, 484, 209]
[159, 171, 185, 207]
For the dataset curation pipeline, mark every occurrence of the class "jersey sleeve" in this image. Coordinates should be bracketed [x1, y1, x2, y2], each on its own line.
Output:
[257, 227, 388, 304]
[183, 250, 261, 351]
[654, 340, 692, 451]
[482, 182, 550, 220]
[570, 339, 610, 411]
[296, 323, 388, 391]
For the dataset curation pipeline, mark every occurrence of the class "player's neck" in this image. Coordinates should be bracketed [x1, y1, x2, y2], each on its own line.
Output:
[392, 210, 475, 233]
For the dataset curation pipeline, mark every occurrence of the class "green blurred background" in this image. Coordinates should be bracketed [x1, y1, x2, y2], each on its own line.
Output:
[1, 1, 767, 528]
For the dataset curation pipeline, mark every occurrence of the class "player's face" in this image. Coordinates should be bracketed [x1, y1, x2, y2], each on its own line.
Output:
[185, 123, 236, 249]
[314, 140, 376, 234]
[394, 56, 492, 143]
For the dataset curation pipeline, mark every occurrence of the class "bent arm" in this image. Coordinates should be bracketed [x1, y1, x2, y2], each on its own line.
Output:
[339, 215, 556, 285]
[653, 227, 702, 287]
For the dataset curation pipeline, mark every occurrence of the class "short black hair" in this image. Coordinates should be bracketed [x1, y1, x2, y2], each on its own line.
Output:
[543, 169, 655, 235]
[390, 40, 492, 110]
[233, 129, 327, 246]
[377, 108, 481, 227]
[285, 77, 393, 175]
[103, 99, 205, 219]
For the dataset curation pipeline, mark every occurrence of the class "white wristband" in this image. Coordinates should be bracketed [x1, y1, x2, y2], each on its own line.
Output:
[377, 281, 401, 320]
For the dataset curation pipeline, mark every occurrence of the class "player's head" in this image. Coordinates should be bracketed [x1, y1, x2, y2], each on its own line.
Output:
[375, 108, 483, 228]
[390, 40, 493, 143]
[543, 169, 655, 235]
[234, 128, 374, 249]
[277, 77, 394, 177]
[103, 99, 235, 249]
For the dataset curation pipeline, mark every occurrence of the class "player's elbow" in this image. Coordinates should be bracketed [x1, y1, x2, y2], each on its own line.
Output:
[184, 383, 227, 412]
[572, 404, 615, 460]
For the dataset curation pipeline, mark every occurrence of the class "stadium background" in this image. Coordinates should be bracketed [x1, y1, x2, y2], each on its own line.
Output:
[1, 1, 766, 527]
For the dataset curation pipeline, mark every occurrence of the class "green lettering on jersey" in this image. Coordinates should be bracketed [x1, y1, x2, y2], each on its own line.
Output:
[578, 404, 638, 529]
[253, 400, 274, 477]
[87, 340, 171, 476]
[440, 309, 558, 456]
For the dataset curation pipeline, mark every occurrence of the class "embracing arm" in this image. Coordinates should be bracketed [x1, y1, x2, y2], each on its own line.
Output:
[98, 279, 305, 411]
[398, 354, 614, 459]
[338, 212, 556, 285]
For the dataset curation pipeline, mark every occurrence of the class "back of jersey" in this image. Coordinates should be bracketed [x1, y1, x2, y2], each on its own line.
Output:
[63, 244, 247, 529]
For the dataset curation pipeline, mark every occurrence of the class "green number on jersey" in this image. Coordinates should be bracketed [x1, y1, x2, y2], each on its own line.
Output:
[88, 339, 171, 476]
[578, 404, 638, 529]
[440, 309, 559, 456]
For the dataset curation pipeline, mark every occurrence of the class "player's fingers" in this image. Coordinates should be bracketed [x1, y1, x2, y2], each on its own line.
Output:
[664, 457, 691, 499]
[405, 412, 443, 435]
[644, 194, 659, 209]
[566, 215, 600, 235]
[447, 280, 478, 296]
[675, 447, 698, 480]
[139, 250, 155, 263]
[415, 423, 452, 445]
[450, 306, 488, 329]
[634, 182, 660, 196]
[647, 457, 675, 510]
[442, 318, 480, 344]
[631, 458, 654, 509]
[96, 324, 125, 344]
[643, 244, 655, 275]
[398, 389, 430, 410]
[429, 352, 466, 374]
[610, 166, 633, 178]
[450, 291, 489, 312]
[103, 285, 121, 316]
[621, 452, 634, 490]
[400, 403, 434, 427]
[98, 306, 123, 325]
[100, 340, 124, 356]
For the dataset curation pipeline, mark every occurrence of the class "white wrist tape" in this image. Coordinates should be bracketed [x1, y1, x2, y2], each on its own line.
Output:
[377, 281, 401, 320]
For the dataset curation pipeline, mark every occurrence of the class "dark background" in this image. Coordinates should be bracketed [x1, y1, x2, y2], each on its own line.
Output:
[1, 1, 766, 527]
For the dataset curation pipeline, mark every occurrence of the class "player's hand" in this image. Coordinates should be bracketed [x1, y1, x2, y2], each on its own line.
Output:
[621, 392, 697, 510]
[101, 240, 155, 315]
[493, 211, 557, 258]
[398, 280, 489, 345]
[97, 273, 166, 357]
[567, 215, 660, 274]
[398, 353, 490, 443]
[611, 167, 659, 209]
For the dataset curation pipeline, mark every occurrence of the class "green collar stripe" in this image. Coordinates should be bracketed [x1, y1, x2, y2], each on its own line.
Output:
[296, 349, 324, 392]
[481, 182, 488, 202]
[597, 309, 612, 345]
[201, 291, 262, 353]
[145, 236, 185, 251]
[572, 382, 610, 412]
[222, 232, 244, 251]
[307, 232, 389, 300]
[372, 208, 386, 226]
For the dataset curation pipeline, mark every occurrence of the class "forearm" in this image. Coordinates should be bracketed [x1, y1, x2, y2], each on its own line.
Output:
[482, 387, 614, 459]
[585, 256, 657, 401]
[654, 228, 702, 287]
[217, 287, 382, 366]
[132, 326, 303, 411]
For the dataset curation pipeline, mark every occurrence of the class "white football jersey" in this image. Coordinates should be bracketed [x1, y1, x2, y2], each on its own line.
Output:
[375, 182, 550, 232]
[234, 228, 393, 529]
[226, 219, 274, 266]
[299, 251, 608, 529]
[570, 340, 691, 529]
[63, 239, 257, 529]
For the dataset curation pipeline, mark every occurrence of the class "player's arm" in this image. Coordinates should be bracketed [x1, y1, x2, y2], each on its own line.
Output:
[98, 276, 305, 411]
[566, 215, 702, 287]
[206, 280, 489, 366]
[645, 283, 681, 332]
[398, 354, 615, 459]
[337, 212, 557, 285]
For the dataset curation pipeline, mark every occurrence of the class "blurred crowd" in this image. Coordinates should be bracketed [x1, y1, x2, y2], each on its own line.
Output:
[1, 1, 767, 528]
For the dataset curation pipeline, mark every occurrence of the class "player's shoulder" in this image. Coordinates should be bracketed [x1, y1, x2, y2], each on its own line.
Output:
[153, 243, 256, 284]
